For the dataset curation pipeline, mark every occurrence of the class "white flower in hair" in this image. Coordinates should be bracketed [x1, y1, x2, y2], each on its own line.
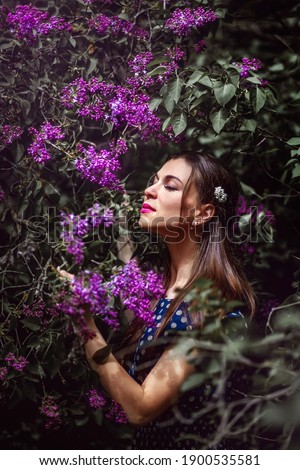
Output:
[214, 186, 227, 203]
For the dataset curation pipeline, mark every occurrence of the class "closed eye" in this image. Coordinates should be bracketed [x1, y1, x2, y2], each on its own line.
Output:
[164, 185, 177, 191]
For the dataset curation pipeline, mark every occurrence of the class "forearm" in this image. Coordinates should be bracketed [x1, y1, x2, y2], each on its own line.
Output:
[84, 317, 150, 424]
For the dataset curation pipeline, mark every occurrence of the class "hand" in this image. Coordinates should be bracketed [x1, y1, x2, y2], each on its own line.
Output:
[57, 266, 74, 282]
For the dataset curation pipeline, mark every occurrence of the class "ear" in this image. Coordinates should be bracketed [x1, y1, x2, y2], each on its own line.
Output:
[194, 203, 215, 225]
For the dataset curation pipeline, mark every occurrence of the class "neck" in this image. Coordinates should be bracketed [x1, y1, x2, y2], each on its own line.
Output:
[165, 230, 199, 298]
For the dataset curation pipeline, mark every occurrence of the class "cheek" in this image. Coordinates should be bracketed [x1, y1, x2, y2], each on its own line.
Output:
[181, 196, 197, 218]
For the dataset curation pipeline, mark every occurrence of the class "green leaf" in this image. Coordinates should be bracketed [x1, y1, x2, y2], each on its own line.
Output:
[287, 137, 300, 146]
[148, 66, 168, 77]
[164, 93, 175, 114]
[187, 71, 212, 88]
[168, 77, 184, 104]
[214, 82, 236, 106]
[149, 97, 163, 111]
[181, 373, 206, 392]
[250, 87, 267, 113]
[209, 108, 229, 134]
[172, 113, 187, 136]
[292, 164, 300, 179]
[21, 318, 41, 332]
[246, 77, 263, 84]
[162, 116, 172, 132]
[240, 182, 261, 198]
[240, 118, 257, 133]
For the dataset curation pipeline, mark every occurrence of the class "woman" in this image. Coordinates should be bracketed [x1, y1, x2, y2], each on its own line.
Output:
[78, 151, 255, 449]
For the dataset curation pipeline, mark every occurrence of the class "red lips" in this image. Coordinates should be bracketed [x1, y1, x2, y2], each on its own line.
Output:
[141, 203, 156, 213]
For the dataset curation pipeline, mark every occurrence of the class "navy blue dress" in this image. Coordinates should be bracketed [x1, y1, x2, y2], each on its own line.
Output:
[129, 298, 246, 450]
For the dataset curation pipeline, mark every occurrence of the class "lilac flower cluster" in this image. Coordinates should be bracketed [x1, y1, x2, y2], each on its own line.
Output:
[234, 58, 262, 78]
[22, 299, 59, 326]
[165, 7, 218, 36]
[105, 400, 128, 424]
[0, 124, 23, 146]
[86, 388, 127, 423]
[6, 4, 72, 45]
[61, 78, 160, 141]
[60, 203, 114, 264]
[127, 52, 155, 89]
[57, 272, 119, 339]
[75, 144, 123, 191]
[109, 259, 165, 325]
[89, 14, 149, 40]
[195, 39, 207, 53]
[0, 366, 8, 381]
[127, 48, 185, 90]
[5, 352, 29, 371]
[40, 397, 62, 430]
[86, 388, 107, 409]
[28, 123, 65, 164]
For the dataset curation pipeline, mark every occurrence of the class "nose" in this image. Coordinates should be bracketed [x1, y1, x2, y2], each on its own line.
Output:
[144, 181, 158, 199]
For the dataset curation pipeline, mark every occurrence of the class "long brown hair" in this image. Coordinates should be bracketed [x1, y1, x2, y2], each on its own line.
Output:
[119, 151, 256, 354]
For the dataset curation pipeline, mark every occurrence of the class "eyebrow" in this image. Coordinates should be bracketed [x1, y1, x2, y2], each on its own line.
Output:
[154, 173, 183, 184]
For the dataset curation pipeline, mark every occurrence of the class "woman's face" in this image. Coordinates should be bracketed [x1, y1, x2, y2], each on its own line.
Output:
[139, 158, 196, 236]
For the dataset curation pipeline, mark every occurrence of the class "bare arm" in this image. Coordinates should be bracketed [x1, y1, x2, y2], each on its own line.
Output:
[85, 316, 195, 426]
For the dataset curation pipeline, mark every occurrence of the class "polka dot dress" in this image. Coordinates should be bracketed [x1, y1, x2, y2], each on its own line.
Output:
[129, 298, 246, 450]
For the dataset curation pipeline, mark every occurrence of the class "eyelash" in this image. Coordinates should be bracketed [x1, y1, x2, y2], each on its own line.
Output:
[164, 185, 177, 191]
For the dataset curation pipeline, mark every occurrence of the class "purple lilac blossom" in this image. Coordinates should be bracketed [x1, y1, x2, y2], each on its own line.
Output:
[57, 272, 120, 337]
[165, 7, 218, 36]
[6, 4, 72, 45]
[5, 352, 29, 371]
[22, 298, 59, 326]
[61, 78, 161, 140]
[108, 259, 165, 325]
[234, 58, 262, 78]
[105, 400, 128, 424]
[0, 125, 23, 146]
[126, 48, 185, 90]
[28, 123, 65, 163]
[0, 367, 8, 381]
[60, 203, 115, 264]
[40, 397, 62, 430]
[86, 388, 127, 423]
[86, 388, 107, 409]
[75, 145, 123, 191]
[89, 14, 149, 40]
[195, 39, 207, 53]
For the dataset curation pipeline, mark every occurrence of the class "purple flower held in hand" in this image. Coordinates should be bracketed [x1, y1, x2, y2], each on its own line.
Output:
[57, 271, 120, 340]
[109, 259, 165, 325]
